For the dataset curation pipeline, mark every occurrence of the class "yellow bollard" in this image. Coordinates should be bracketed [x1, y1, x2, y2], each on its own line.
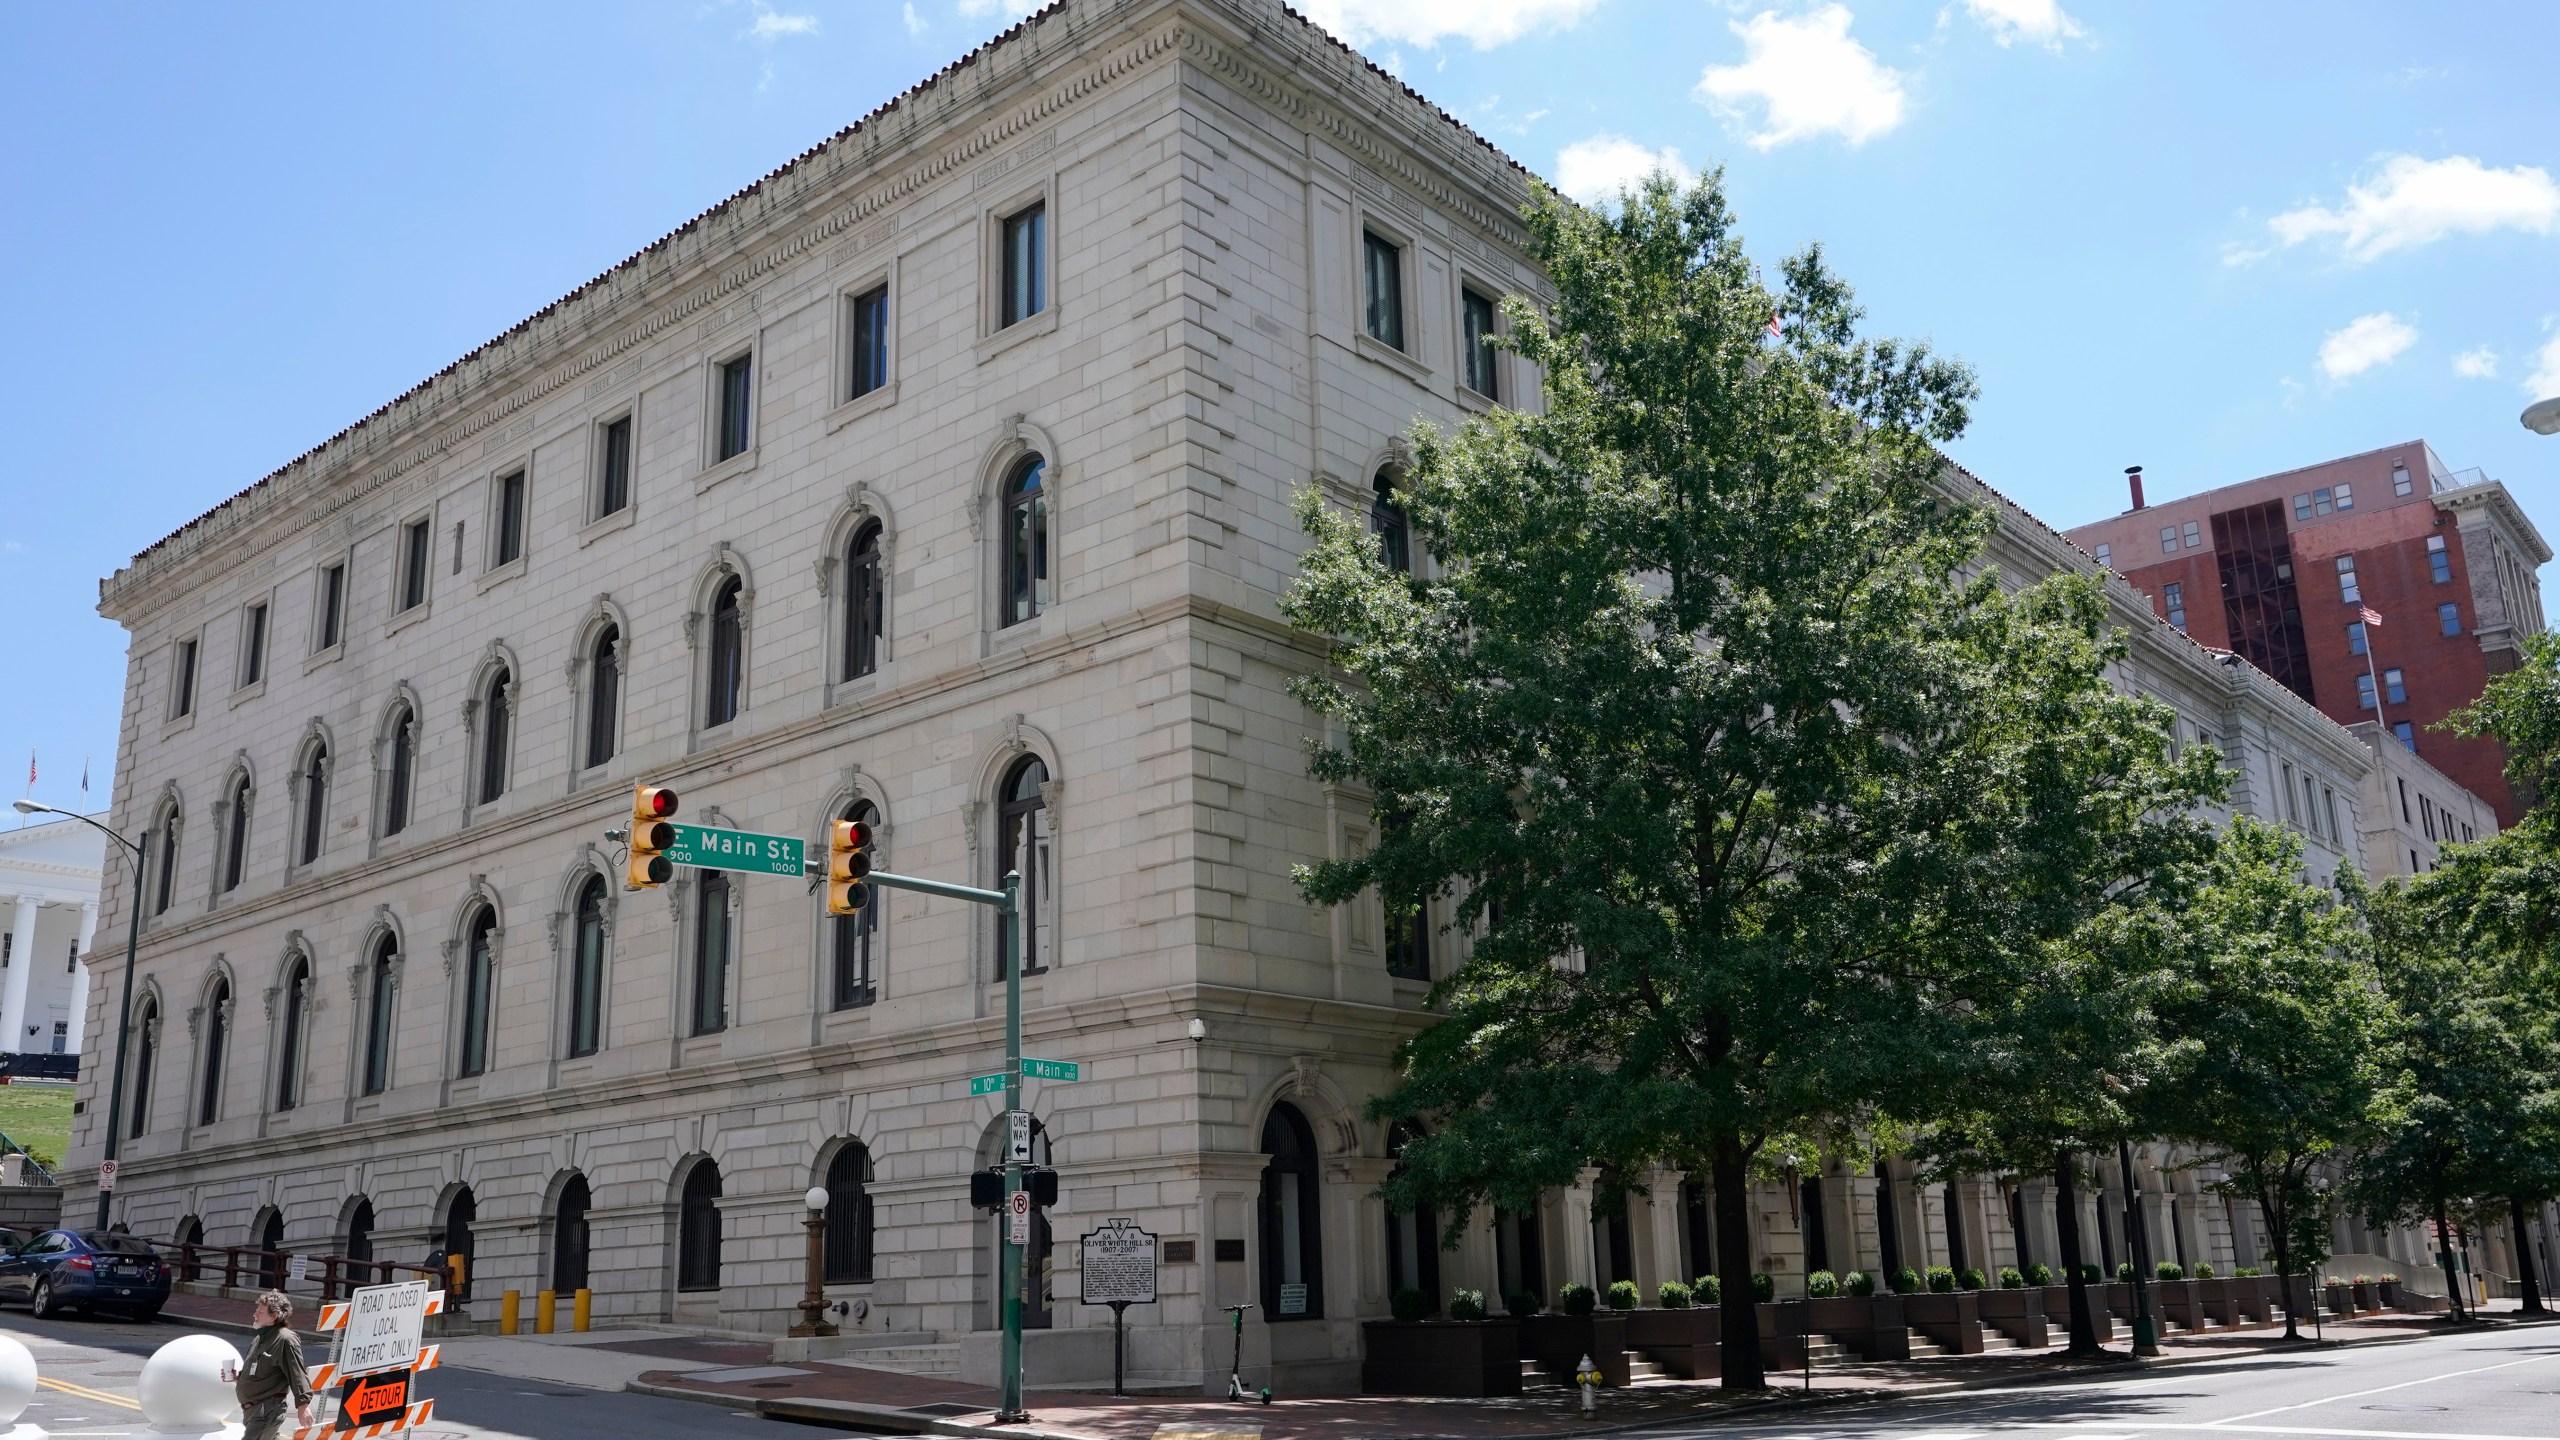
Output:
[572, 1287, 592, 1332]
[535, 1289, 556, 1334]
[499, 1290, 521, 1336]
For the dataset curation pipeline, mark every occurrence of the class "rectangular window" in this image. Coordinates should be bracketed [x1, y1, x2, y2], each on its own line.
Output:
[2182, 521, 2201, 549]
[2398, 776, 2411, 823]
[692, 870, 731, 1036]
[1000, 203, 1046, 327]
[2335, 554, 2360, 604]
[240, 604, 267, 687]
[2162, 581, 2187, 632]
[2347, 621, 2368, 656]
[2356, 672, 2376, 710]
[1462, 288, 1499, 399]
[715, 354, 753, 462]
[596, 416, 633, 517]
[2324, 787, 2342, 843]
[2292, 493, 2313, 522]
[2394, 720, 2415, 751]
[171, 639, 197, 718]
[494, 469, 526, 565]
[2426, 534, 2452, 584]
[2421, 796, 2436, 842]
[399, 518, 431, 611]
[2334, 483, 2354, 511]
[2312, 487, 2333, 517]
[317, 564, 345, 650]
[2094, 543, 2111, 567]
[451, 520, 465, 575]
[2384, 667, 2406, 705]
[2160, 525, 2179, 554]
[2280, 762, 2300, 825]
[846, 284, 890, 399]
[2393, 463, 2413, 497]
[2439, 601, 2462, 635]
[1363, 231, 1405, 351]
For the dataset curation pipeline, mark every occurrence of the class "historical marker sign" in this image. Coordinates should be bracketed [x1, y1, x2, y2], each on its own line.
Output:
[662, 824, 805, 877]
[340, 1280, 432, 1379]
[1078, 1218, 1159, 1306]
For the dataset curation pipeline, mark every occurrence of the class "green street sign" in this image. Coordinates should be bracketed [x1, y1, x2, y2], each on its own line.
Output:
[1021, 1057, 1080, 1082]
[969, 1072, 1012, 1096]
[664, 823, 805, 877]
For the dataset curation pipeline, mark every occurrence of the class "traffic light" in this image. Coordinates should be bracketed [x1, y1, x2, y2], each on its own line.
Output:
[626, 785, 679, 889]
[826, 816, 875, 916]
[969, 1166, 1058, 1210]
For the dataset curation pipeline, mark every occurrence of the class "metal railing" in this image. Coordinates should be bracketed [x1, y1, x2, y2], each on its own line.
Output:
[2433, 465, 2491, 494]
[163, 1240, 442, 1301]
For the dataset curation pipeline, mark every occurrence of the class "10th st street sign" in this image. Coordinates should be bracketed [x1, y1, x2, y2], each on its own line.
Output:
[662, 823, 804, 877]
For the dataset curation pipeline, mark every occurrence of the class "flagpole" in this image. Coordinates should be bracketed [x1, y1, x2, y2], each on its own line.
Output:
[2361, 609, 2393, 749]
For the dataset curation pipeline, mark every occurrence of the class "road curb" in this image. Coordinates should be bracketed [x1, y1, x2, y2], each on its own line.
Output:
[625, 1378, 1092, 1439]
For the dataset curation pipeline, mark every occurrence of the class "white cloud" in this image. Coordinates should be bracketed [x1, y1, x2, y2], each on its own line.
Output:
[2317, 312, 2417, 382]
[2254, 154, 2560, 264]
[746, 5, 819, 39]
[1695, 6, 1908, 151]
[957, 0, 1039, 18]
[2527, 328, 2560, 399]
[2452, 346, 2499, 380]
[1293, 0, 1602, 51]
[1961, 0, 2083, 48]
[1554, 135, 1695, 206]
[902, 3, 927, 38]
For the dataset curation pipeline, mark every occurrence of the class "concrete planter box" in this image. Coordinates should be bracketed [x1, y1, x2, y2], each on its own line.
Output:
[1801, 1293, 1912, 1361]
[1520, 1313, 1630, 1387]
[2041, 1283, 2112, 1343]
[2379, 1279, 2403, 1310]
[2151, 1278, 2204, 1331]
[1624, 1305, 1721, 1379]
[1751, 1302, 1809, 1369]
[1359, 1320, 1521, 1397]
[2350, 1282, 2378, 1313]
[1978, 1286, 2049, 1349]
[2190, 1276, 2242, 1326]
[1901, 1291, 1985, 1354]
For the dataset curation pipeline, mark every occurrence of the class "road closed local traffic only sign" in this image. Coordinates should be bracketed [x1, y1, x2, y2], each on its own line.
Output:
[341, 1279, 432, 1378]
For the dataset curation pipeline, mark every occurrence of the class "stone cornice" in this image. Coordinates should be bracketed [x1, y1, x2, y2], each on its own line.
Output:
[99, 0, 1548, 626]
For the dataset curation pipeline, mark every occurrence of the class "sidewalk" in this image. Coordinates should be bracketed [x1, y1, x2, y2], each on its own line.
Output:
[624, 1310, 2548, 1440]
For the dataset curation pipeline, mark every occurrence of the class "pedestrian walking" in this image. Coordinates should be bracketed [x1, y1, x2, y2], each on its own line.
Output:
[234, 1289, 315, 1440]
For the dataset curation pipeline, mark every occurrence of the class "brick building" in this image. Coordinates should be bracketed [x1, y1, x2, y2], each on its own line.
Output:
[2063, 443, 2551, 825]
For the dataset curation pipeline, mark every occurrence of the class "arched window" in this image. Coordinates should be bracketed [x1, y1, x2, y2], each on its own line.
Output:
[832, 801, 880, 1009]
[457, 908, 495, 1078]
[150, 810, 180, 916]
[220, 776, 251, 894]
[362, 934, 397, 1096]
[129, 998, 159, 1135]
[843, 521, 883, 680]
[383, 704, 416, 837]
[823, 1144, 874, 1283]
[444, 1188, 477, 1299]
[258, 1211, 286, 1288]
[995, 758, 1050, 978]
[705, 577, 744, 727]
[677, 1161, 722, 1292]
[554, 1176, 592, 1293]
[197, 978, 230, 1127]
[478, 669, 512, 804]
[297, 741, 328, 866]
[1384, 1121, 1438, 1311]
[691, 870, 731, 1036]
[174, 1216, 205, 1281]
[1001, 457, 1049, 626]
[1371, 469, 1411, 574]
[585, 625, 620, 769]
[275, 956, 310, 1111]
[346, 1199, 376, 1268]
[569, 878, 607, 1058]
[1258, 1102, 1323, 1320]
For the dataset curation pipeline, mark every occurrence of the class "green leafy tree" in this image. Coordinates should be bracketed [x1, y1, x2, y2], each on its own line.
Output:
[2143, 820, 2393, 1339]
[1282, 171, 2216, 1387]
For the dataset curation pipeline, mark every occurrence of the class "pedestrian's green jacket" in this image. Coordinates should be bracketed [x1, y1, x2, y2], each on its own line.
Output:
[236, 1322, 313, 1407]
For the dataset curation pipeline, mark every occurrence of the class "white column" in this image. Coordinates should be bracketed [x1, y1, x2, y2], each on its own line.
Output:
[0, 897, 38, 1056]
[64, 903, 96, 1055]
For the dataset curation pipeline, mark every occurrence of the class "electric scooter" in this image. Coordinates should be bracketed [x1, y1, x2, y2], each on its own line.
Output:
[1223, 1302, 1273, 1404]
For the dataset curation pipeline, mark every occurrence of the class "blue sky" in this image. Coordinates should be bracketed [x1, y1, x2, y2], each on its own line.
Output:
[5, 0, 2557, 808]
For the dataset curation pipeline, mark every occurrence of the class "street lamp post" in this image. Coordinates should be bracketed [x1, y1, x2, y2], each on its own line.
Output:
[11, 800, 146, 1230]
[2523, 397, 2560, 436]
[2117, 1136, 2161, 1357]
[791, 1186, 839, 1339]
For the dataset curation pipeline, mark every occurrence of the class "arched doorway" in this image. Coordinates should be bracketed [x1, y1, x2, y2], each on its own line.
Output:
[345, 1198, 376, 1279]
[174, 1216, 205, 1282]
[554, 1176, 591, 1295]
[677, 1161, 722, 1294]
[257, 1210, 286, 1288]
[1258, 1103, 1323, 1321]
[444, 1188, 477, 1299]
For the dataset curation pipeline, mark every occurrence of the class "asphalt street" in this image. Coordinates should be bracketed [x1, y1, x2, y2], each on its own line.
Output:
[0, 1310, 872, 1439]
[1656, 1323, 2560, 1440]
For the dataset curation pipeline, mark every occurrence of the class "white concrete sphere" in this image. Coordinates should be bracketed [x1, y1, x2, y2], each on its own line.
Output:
[805, 1186, 830, 1211]
[137, 1335, 243, 1429]
[0, 1333, 34, 1424]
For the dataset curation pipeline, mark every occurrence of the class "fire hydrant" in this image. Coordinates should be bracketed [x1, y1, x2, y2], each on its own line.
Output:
[1575, 1353, 1604, 1415]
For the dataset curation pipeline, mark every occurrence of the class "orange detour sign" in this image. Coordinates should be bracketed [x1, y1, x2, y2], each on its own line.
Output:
[340, 1371, 408, 1429]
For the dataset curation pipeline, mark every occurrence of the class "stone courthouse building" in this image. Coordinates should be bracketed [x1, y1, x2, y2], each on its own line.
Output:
[69, 0, 2507, 1393]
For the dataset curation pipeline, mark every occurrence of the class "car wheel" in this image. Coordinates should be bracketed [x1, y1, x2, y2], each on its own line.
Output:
[29, 1280, 57, 1319]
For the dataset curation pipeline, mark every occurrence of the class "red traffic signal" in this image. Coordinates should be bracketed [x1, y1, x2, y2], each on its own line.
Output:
[827, 818, 876, 916]
[628, 785, 681, 889]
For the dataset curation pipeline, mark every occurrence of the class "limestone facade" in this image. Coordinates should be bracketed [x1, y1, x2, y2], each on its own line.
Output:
[69, 0, 2462, 1394]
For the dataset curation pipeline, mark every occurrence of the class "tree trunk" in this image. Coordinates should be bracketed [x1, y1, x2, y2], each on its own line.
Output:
[2264, 1190, 2297, 1342]
[2434, 1194, 2465, 1320]
[2053, 1148, 2101, 1355]
[2512, 1197, 2547, 1315]
[1714, 1136, 1765, 1389]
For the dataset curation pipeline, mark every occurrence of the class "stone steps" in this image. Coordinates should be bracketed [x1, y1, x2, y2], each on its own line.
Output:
[831, 1342, 963, 1379]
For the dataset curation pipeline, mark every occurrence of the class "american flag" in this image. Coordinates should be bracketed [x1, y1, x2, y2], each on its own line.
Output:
[2359, 606, 2384, 628]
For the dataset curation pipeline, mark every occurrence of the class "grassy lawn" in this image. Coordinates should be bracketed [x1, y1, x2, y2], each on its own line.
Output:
[0, 1084, 73, 1170]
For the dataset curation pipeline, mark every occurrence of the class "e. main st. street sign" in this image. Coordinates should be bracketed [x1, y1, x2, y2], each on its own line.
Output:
[661, 823, 804, 877]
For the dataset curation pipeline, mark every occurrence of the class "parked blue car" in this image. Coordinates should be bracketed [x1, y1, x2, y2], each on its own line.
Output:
[0, 1230, 171, 1320]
